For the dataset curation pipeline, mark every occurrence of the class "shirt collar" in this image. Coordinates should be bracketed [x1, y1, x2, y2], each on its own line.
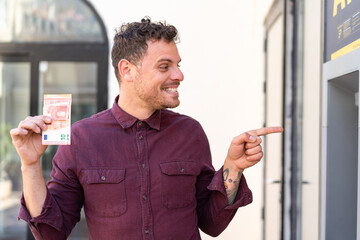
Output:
[111, 95, 161, 131]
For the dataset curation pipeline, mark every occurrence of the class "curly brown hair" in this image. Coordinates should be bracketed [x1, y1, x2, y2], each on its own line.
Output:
[111, 17, 179, 82]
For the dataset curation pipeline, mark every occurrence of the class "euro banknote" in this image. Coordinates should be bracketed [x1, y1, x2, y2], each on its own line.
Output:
[42, 94, 72, 145]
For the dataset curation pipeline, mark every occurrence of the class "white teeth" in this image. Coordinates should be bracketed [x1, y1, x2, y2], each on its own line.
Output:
[164, 88, 178, 92]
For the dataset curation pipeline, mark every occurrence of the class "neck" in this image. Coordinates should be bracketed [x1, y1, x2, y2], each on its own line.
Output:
[117, 91, 155, 120]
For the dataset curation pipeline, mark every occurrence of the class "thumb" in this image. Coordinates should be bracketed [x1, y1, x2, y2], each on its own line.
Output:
[231, 132, 257, 146]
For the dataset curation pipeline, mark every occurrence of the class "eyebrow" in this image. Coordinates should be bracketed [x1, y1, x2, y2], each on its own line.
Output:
[157, 58, 182, 64]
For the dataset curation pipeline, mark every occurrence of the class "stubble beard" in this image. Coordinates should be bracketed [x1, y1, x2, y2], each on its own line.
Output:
[160, 98, 180, 109]
[135, 86, 180, 111]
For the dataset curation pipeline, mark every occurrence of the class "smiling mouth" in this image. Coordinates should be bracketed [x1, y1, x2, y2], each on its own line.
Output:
[162, 87, 178, 93]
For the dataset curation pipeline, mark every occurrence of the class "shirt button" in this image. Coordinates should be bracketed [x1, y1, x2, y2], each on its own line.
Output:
[138, 121, 143, 126]
[142, 163, 145, 168]
[139, 135, 143, 140]
[145, 229, 150, 234]
[143, 195, 147, 200]
[101, 176, 106, 181]
[180, 168, 185, 173]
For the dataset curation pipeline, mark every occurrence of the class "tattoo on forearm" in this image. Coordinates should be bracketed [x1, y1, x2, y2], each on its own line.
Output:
[223, 169, 242, 205]
[223, 168, 229, 181]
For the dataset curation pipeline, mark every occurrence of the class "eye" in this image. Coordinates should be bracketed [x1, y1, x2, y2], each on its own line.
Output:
[159, 65, 169, 71]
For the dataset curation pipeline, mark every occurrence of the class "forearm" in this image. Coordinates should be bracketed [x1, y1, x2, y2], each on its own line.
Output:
[223, 159, 243, 205]
[21, 161, 47, 217]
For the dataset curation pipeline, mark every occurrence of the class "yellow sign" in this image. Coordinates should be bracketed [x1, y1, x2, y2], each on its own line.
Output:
[331, 37, 360, 60]
[325, 0, 360, 61]
[333, 0, 352, 17]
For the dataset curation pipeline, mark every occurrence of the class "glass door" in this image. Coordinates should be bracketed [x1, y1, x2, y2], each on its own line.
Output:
[0, 60, 98, 240]
[0, 60, 30, 239]
[38, 61, 98, 240]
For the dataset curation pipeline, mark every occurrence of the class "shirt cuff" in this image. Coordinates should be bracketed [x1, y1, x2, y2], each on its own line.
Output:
[207, 166, 253, 210]
[18, 187, 63, 232]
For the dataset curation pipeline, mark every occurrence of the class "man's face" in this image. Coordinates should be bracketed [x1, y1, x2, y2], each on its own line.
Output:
[131, 40, 184, 111]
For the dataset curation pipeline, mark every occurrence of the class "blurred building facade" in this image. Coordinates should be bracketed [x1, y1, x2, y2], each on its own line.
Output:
[264, 0, 360, 240]
[0, 0, 108, 239]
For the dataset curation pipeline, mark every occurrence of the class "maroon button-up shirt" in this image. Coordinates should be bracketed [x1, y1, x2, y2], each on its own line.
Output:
[19, 96, 253, 240]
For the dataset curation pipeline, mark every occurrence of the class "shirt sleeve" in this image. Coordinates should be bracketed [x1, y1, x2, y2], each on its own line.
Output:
[18, 143, 84, 240]
[18, 187, 66, 239]
[194, 123, 253, 237]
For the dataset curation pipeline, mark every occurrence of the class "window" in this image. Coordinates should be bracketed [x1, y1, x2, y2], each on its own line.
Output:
[0, 0, 104, 42]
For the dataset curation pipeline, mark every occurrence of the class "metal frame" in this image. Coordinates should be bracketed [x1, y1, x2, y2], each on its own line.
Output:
[264, 0, 307, 239]
[263, 0, 286, 239]
[319, 0, 325, 238]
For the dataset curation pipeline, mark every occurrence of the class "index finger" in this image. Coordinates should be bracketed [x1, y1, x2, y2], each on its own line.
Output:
[249, 126, 283, 136]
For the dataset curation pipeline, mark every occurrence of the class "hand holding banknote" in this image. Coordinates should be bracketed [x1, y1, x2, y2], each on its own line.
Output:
[10, 94, 72, 166]
[10, 115, 52, 166]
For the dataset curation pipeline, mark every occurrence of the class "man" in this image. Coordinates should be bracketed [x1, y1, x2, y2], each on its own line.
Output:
[10, 18, 283, 239]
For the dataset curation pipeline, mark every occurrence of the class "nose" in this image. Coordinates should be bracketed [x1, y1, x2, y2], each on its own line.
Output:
[172, 66, 184, 82]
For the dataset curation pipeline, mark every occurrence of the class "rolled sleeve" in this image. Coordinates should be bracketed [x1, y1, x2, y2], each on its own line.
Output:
[18, 187, 63, 236]
[197, 167, 252, 237]
[207, 167, 253, 209]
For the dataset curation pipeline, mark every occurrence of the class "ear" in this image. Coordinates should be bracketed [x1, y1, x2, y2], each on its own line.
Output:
[118, 59, 134, 82]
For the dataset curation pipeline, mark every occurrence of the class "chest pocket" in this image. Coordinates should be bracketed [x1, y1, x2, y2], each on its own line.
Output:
[159, 162, 198, 209]
[82, 168, 126, 217]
